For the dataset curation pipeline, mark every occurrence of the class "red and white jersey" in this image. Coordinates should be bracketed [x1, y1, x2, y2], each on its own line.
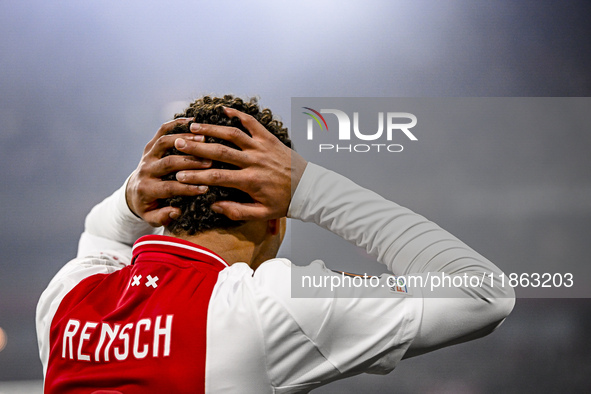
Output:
[39, 235, 421, 393]
[37, 163, 514, 393]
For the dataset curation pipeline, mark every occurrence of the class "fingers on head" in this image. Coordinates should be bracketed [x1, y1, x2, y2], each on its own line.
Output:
[145, 206, 182, 228]
[152, 181, 208, 199]
[212, 202, 243, 221]
[191, 123, 255, 149]
[154, 155, 211, 177]
[145, 118, 193, 152]
[176, 140, 247, 167]
[176, 168, 242, 189]
[159, 117, 193, 135]
[213, 201, 268, 222]
[225, 126, 251, 145]
[151, 133, 194, 157]
[223, 107, 265, 137]
[210, 143, 244, 165]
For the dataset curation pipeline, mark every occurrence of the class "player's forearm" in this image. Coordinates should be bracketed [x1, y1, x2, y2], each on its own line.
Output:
[288, 163, 514, 299]
[289, 163, 515, 352]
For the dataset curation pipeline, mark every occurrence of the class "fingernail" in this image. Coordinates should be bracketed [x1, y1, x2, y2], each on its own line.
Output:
[169, 211, 180, 220]
[201, 159, 212, 166]
[176, 172, 186, 181]
[190, 123, 202, 132]
[175, 138, 187, 149]
[211, 205, 223, 213]
[191, 135, 204, 142]
[198, 185, 208, 193]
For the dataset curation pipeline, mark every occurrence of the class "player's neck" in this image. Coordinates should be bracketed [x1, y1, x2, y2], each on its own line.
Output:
[164, 221, 275, 270]
[185, 229, 258, 268]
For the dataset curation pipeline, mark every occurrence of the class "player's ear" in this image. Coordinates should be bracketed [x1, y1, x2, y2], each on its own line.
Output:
[267, 219, 280, 235]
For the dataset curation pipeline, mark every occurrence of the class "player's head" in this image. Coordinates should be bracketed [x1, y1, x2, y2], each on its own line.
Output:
[162, 95, 292, 236]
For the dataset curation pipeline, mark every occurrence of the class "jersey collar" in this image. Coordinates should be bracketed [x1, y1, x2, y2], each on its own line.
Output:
[132, 235, 229, 270]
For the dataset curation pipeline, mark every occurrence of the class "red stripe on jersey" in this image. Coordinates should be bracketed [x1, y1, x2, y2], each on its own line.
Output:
[45, 235, 228, 393]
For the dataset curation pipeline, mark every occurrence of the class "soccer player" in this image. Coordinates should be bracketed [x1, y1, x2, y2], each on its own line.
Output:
[36, 96, 515, 393]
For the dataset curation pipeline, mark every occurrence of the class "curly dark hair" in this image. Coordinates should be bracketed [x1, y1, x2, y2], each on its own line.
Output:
[162, 95, 292, 236]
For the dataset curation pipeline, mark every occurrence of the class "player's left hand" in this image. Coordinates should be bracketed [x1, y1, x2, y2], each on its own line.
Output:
[126, 118, 212, 227]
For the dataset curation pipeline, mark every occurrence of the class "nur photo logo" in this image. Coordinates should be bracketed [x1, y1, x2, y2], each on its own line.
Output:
[301, 107, 418, 153]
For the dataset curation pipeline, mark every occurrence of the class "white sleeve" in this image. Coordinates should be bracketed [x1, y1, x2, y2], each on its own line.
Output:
[255, 259, 423, 385]
[77, 177, 160, 259]
[287, 163, 515, 364]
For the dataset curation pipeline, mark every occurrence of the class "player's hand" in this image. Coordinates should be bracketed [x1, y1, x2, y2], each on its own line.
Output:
[172, 107, 308, 221]
[126, 118, 212, 227]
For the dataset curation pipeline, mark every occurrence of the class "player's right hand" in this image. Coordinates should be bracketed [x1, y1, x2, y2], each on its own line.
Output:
[126, 118, 212, 227]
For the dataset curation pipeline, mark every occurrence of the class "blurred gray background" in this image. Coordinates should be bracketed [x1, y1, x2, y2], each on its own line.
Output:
[1, 0, 590, 392]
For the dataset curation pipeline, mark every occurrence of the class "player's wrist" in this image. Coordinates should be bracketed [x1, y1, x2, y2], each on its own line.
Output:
[124, 172, 142, 219]
[290, 151, 308, 198]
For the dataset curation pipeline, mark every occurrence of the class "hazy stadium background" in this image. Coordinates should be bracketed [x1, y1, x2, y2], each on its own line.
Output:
[1, 1, 590, 392]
